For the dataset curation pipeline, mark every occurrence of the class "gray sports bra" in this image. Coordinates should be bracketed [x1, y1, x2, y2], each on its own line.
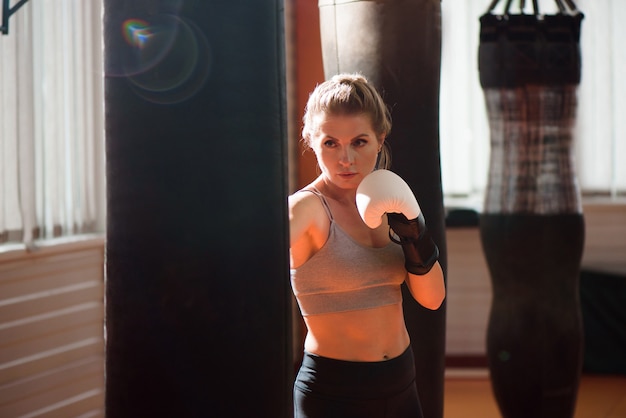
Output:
[290, 188, 407, 316]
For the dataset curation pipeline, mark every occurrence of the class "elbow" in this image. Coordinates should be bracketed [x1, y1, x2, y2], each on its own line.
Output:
[422, 290, 446, 311]
[408, 261, 446, 310]
[417, 287, 445, 310]
[407, 282, 446, 310]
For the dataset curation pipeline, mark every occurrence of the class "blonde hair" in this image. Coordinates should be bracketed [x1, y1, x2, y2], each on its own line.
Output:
[301, 73, 392, 169]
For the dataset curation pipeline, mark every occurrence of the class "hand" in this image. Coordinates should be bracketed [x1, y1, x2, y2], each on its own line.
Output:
[357, 170, 439, 275]
[356, 169, 421, 228]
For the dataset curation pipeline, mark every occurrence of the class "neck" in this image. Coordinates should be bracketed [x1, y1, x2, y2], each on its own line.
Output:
[314, 175, 356, 205]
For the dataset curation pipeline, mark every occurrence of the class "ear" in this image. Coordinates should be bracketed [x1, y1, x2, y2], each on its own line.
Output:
[378, 134, 386, 150]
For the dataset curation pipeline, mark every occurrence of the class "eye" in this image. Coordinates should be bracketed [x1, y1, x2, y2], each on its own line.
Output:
[323, 139, 337, 148]
[353, 138, 368, 147]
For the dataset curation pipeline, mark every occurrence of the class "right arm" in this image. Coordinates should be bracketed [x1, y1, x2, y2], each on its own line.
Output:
[288, 192, 328, 268]
[288, 192, 313, 245]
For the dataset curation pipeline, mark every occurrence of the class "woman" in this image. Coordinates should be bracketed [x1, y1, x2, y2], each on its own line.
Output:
[289, 73, 446, 417]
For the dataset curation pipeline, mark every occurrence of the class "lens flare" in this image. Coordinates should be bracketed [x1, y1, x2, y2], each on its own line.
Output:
[110, 14, 212, 105]
[122, 19, 151, 48]
[498, 350, 511, 362]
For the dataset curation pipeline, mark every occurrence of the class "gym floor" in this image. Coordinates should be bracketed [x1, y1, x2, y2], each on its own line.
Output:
[443, 371, 626, 418]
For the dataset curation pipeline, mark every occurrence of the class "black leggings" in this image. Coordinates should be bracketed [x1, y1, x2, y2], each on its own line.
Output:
[293, 345, 423, 418]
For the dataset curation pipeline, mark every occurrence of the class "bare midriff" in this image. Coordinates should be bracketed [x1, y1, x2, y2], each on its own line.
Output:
[302, 302, 410, 362]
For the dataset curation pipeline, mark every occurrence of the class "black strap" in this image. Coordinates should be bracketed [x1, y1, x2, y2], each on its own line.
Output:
[486, 0, 581, 16]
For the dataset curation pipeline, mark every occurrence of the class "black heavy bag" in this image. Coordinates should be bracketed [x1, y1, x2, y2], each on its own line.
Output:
[103, 1, 292, 417]
[318, 1, 447, 417]
[477, 1, 585, 417]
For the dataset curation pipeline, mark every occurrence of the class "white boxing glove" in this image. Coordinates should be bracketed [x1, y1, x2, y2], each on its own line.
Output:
[356, 169, 421, 228]
[356, 169, 439, 275]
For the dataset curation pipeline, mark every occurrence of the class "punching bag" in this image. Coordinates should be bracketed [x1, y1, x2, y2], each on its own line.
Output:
[318, 1, 447, 417]
[478, 1, 585, 417]
[103, 1, 292, 417]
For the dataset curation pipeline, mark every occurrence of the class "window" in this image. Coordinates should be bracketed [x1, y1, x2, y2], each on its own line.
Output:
[440, 0, 626, 206]
[0, 0, 105, 246]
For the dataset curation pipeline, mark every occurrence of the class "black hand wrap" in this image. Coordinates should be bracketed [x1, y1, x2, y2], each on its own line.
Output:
[387, 212, 439, 275]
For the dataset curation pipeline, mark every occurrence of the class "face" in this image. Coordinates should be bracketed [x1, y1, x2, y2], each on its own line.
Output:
[310, 112, 384, 190]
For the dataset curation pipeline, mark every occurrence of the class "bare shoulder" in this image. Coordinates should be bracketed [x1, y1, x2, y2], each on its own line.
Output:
[288, 190, 324, 226]
[289, 189, 317, 210]
[288, 190, 329, 252]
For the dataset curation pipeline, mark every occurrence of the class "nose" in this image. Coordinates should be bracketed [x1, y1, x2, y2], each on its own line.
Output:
[339, 147, 355, 166]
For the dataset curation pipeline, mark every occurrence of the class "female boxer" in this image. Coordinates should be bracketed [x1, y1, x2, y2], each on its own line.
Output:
[289, 73, 446, 417]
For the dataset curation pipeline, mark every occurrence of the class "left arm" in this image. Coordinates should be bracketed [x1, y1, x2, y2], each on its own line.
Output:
[386, 211, 445, 310]
[406, 261, 445, 310]
[356, 169, 446, 310]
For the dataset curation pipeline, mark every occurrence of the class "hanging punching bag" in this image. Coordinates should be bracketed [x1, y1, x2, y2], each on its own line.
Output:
[318, 1, 447, 417]
[103, 1, 292, 417]
[478, 1, 585, 417]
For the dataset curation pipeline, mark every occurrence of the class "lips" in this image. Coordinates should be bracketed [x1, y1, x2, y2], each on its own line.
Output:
[338, 172, 358, 179]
